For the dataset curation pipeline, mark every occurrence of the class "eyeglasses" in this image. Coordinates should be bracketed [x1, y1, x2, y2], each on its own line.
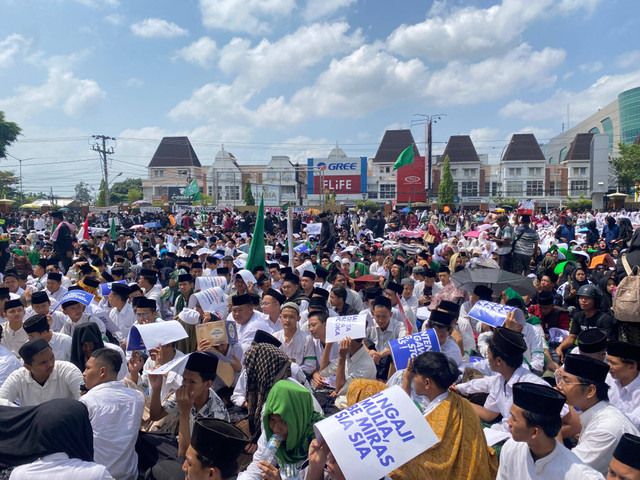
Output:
[135, 313, 153, 319]
[554, 372, 589, 387]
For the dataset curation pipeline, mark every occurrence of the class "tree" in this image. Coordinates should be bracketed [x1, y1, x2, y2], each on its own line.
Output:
[97, 177, 143, 206]
[355, 200, 380, 212]
[0, 171, 19, 199]
[126, 189, 142, 204]
[565, 194, 592, 210]
[192, 193, 213, 206]
[244, 180, 255, 206]
[610, 143, 640, 192]
[438, 155, 455, 208]
[0, 111, 21, 159]
[75, 181, 94, 203]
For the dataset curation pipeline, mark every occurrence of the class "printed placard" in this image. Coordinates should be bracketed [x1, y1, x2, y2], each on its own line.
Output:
[99, 280, 127, 297]
[194, 276, 228, 292]
[468, 300, 524, 328]
[52, 290, 95, 312]
[194, 287, 226, 312]
[306, 223, 322, 236]
[326, 314, 367, 343]
[195, 320, 238, 345]
[389, 329, 440, 370]
[127, 320, 188, 351]
[314, 386, 438, 480]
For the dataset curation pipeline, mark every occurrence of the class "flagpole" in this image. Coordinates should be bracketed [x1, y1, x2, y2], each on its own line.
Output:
[287, 207, 294, 268]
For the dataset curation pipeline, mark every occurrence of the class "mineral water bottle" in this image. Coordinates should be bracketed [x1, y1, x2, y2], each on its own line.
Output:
[261, 434, 281, 465]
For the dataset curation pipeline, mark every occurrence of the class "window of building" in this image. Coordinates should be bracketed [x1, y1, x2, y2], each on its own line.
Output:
[153, 169, 164, 178]
[506, 181, 522, 196]
[572, 167, 587, 176]
[461, 182, 477, 197]
[484, 182, 490, 195]
[526, 181, 543, 196]
[570, 180, 588, 196]
[463, 168, 477, 177]
[177, 169, 189, 177]
[453, 182, 459, 196]
[559, 147, 568, 163]
[450, 169, 457, 176]
[208, 186, 213, 196]
[492, 182, 501, 196]
[379, 167, 391, 174]
[224, 185, 240, 200]
[528, 167, 542, 176]
[368, 191, 378, 199]
[379, 184, 396, 199]
[508, 168, 522, 176]
[549, 181, 561, 196]
[153, 186, 168, 196]
[601, 117, 614, 152]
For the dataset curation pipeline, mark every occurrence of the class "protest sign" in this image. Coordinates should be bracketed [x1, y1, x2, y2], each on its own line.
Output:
[196, 320, 238, 346]
[389, 329, 440, 370]
[314, 386, 438, 480]
[468, 300, 524, 328]
[233, 259, 246, 270]
[127, 320, 188, 351]
[52, 290, 94, 312]
[99, 280, 127, 297]
[516, 200, 534, 215]
[306, 223, 322, 236]
[326, 314, 367, 343]
[194, 276, 228, 292]
[194, 287, 226, 313]
[149, 353, 190, 376]
[149, 350, 235, 386]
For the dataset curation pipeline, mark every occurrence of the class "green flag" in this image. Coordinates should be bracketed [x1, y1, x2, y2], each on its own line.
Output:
[192, 190, 201, 201]
[392, 145, 415, 171]
[407, 199, 412, 211]
[109, 217, 116, 240]
[183, 179, 199, 197]
[245, 195, 266, 273]
[281, 202, 291, 212]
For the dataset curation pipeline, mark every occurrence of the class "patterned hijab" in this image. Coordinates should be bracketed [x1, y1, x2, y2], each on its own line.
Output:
[244, 343, 291, 439]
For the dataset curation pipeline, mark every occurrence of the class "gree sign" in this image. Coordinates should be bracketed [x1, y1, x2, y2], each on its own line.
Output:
[308, 156, 368, 195]
[317, 161, 358, 171]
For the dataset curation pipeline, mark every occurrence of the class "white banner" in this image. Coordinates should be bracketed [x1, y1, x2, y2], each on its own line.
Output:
[127, 320, 188, 351]
[194, 276, 228, 292]
[194, 287, 227, 313]
[325, 314, 367, 343]
[306, 223, 322, 236]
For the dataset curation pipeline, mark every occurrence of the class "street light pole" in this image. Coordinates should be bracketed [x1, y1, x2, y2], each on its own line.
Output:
[411, 114, 446, 199]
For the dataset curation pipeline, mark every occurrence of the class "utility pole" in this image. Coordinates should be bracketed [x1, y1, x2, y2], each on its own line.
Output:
[411, 114, 446, 198]
[91, 135, 115, 207]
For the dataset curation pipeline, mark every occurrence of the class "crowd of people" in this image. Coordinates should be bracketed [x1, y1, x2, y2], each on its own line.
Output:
[0, 204, 638, 480]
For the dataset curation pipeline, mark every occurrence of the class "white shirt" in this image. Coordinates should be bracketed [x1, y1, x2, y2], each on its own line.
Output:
[321, 345, 376, 407]
[440, 336, 464, 366]
[497, 439, 604, 480]
[80, 381, 145, 480]
[61, 314, 106, 337]
[0, 360, 83, 406]
[573, 401, 640, 475]
[108, 302, 135, 342]
[49, 331, 72, 362]
[274, 328, 316, 375]
[234, 312, 274, 353]
[0, 343, 22, 387]
[608, 373, 640, 428]
[521, 323, 545, 373]
[136, 350, 185, 400]
[46, 286, 68, 304]
[144, 284, 163, 312]
[24, 306, 67, 332]
[366, 319, 406, 352]
[0, 321, 28, 358]
[9, 452, 113, 480]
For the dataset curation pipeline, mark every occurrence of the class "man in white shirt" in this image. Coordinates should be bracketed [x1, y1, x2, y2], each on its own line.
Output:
[274, 302, 316, 376]
[23, 313, 72, 361]
[400, 278, 419, 323]
[80, 348, 145, 480]
[44, 272, 68, 304]
[9, 452, 114, 479]
[139, 268, 163, 313]
[364, 295, 405, 379]
[24, 290, 67, 332]
[607, 433, 640, 480]
[498, 382, 603, 480]
[107, 283, 135, 343]
[0, 298, 28, 358]
[60, 298, 106, 337]
[606, 341, 640, 429]
[421, 308, 463, 366]
[557, 354, 640, 475]
[0, 341, 21, 387]
[0, 338, 83, 406]
[261, 288, 285, 333]
[231, 293, 273, 352]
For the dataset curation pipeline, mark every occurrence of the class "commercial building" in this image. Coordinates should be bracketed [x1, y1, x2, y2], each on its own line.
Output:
[307, 144, 368, 204]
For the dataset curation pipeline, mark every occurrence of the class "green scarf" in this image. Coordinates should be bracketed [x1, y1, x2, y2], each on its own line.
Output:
[162, 269, 186, 302]
[263, 380, 323, 466]
[504, 287, 523, 303]
[350, 262, 369, 279]
[174, 288, 193, 316]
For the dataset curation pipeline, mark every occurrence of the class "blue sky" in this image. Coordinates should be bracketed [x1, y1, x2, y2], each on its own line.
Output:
[1, 0, 639, 196]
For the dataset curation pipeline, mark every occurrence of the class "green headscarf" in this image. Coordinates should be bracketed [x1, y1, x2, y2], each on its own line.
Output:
[263, 380, 323, 466]
[162, 268, 186, 302]
[504, 287, 523, 304]
[350, 261, 369, 279]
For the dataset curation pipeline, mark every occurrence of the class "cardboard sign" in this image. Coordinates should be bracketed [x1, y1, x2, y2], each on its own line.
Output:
[516, 200, 534, 215]
[314, 386, 438, 480]
[99, 280, 127, 297]
[52, 290, 95, 312]
[306, 223, 322, 236]
[468, 300, 523, 328]
[326, 314, 367, 343]
[194, 287, 227, 313]
[194, 276, 228, 292]
[389, 329, 440, 370]
[196, 320, 238, 346]
[127, 320, 188, 351]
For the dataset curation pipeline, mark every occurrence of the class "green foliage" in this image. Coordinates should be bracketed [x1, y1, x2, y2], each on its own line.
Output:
[438, 155, 455, 208]
[151, 200, 164, 207]
[75, 181, 94, 203]
[243, 180, 255, 206]
[490, 197, 519, 209]
[126, 189, 142, 204]
[0, 111, 21, 159]
[610, 143, 640, 191]
[192, 194, 213, 206]
[565, 195, 592, 210]
[97, 177, 143, 206]
[355, 200, 380, 212]
[0, 170, 19, 199]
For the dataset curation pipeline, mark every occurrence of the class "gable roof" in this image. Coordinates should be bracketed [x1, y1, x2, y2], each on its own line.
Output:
[148, 137, 201, 168]
[564, 133, 595, 161]
[442, 135, 480, 162]
[502, 133, 545, 161]
[373, 129, 420, 163]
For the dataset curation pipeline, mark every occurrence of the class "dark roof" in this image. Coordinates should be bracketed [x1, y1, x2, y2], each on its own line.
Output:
[502, 133, 545, 161]
[373, 129, 420, 163]
[564, 133, 595, 161]
[148, 137, 201, 168]
[442, 135, 480, 162]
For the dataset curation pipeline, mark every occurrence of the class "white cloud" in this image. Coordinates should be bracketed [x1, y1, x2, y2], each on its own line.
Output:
[269, 135, 331, 164]
[199, 0, 295, 34]
[168, 82, 253, 121]
[303, 0, 356, 22]
[514, 126, 555, 141]
[0, 34, 31, 69]
[425, 44, 565, 105]
[74, 0, 119, 7]
[0, 65, 105, 121]
[105, 14, 125, 25]
[469, 127, 500, 145]
[616, 50, 640, 69]
[499, 69, 640, 122]
[130, 18, 188, 38]
[175, 37, 217, 67]
[386, 0, 601, 61]
[579, 61, 603, 73]
[126, 77, 144, 87]
[218, 22, 363, 89]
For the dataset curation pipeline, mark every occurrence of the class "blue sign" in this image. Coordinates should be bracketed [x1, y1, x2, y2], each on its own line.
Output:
[390, 329, 440, 370]
[468, 300, 518, 328]
[99, 280, 127, 297]
[294, 243, 311, 253]
[52, 290, 95, 312]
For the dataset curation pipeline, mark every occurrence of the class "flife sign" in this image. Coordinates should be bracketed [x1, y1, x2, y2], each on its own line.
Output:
[308, 157, 367, 195]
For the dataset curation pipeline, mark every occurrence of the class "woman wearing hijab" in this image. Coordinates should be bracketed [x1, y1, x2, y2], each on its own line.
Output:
[616, 228, 640, 280]
[584, 220, 600, 246]
[448, 252, 464, 273]
[0, 398, 112, 479]
[70, 322, 104, 373]
[598, 275, 616, 314]
[614, 217, 633, 249]
[562, 267, 590, 310]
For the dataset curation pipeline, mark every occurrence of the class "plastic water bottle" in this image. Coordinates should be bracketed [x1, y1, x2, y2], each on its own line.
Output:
[261, 434, 281, 465]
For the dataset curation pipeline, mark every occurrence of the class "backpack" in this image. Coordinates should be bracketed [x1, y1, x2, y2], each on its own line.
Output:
[613, 256, 640, 323]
